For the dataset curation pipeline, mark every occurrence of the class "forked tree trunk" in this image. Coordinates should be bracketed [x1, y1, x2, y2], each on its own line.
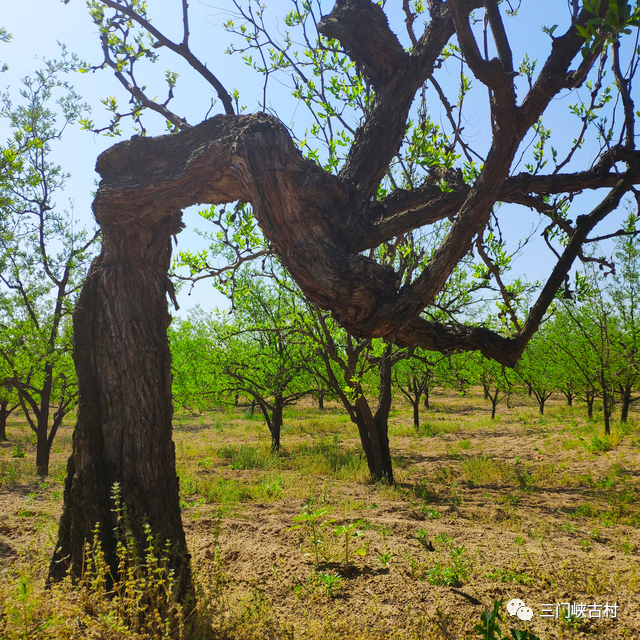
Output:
[353, 347, 394, 483]
[49, 217, 192, 604]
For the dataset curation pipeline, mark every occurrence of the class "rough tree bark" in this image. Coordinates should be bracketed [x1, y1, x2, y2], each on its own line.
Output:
[49, 212, 191, 601]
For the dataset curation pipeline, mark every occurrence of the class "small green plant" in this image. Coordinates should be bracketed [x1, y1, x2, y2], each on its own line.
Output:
[423, 507, 440, 519]
[317, 571, 343, 598]
[333, 519, 366, 572]
[290, 505, 330, 567]
[377, 550, 394, 567]
[12, 447, 25, 459]
[434, 532, 451, 545]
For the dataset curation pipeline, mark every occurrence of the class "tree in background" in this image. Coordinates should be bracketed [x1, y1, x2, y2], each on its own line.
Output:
[169, 311, 221, 415]
[611, 211, 640, 422]
[516, 328, 560, 415]
[213, 279, 314, 453]
[393, 347, 444, 429]
[0, 55, 97, 474]
[471, 354, 516, 420]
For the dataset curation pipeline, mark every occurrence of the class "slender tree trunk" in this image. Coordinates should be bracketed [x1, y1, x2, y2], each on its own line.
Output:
[36, 419, 51, 476]
[527, 382, 533, 398]
[424, 385, 429, 409]
[600, 371, 611, 436]
[538, 397, 545, 415]
[564, 392, 574, 407]
[586, 393, 595, 419]
[271, 394, 283, 453]
[489, 391, 499, 419]
[318, 390, 324, 411]
[620, 383, 632, 423]
[0, 401, 11, 441]
[49, 217, 193, 605]
[413, 399, 420, 430]
[352, 348, 394, 483]
[249, 400, 256, 417]
[36, 378, 52, 475]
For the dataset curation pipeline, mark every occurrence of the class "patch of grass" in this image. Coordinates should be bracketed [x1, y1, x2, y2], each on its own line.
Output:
[218, 444, 279, 470]
[416, 421, 461, 437]
[293, 436, 369, 481]
[460, 456, 508, 486]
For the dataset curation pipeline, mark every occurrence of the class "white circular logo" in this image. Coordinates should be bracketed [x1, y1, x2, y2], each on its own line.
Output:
[517, 606, 534, 621]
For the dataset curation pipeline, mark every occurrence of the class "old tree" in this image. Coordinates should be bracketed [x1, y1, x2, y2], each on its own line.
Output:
[50, 0, 640, 604]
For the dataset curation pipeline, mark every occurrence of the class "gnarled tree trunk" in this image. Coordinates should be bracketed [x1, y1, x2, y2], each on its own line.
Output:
[49, 215, 192, 603]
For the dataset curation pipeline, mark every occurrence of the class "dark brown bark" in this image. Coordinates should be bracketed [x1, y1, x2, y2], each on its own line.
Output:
[0, 400, 14, 441]
[353, 346, 394, 483]
[49, 215, 192, 604]
[618, 383, 637, 423]
[271, 394, 283, 453]
[318, 390, 325, 411]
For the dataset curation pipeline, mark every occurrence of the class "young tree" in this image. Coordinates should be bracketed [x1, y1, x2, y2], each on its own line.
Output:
[548, 305, 601, 418]
[516, 329, 559, 415]
[213, 281, 315, 453]
[611, 211, 640, 422]
[307, 306, 399, 483]
[393, 348, 443, 428]
[0, 56, 97, 475]
[51, 0, 640, 599]
[471, 354, 516, 419]
[0, 379, 18, 441]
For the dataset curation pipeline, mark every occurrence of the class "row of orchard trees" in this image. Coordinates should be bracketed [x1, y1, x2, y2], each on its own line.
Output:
[169, 221, 640, 482]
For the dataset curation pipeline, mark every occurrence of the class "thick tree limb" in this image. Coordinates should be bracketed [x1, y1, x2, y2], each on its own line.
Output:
[92, 113, 640, 368]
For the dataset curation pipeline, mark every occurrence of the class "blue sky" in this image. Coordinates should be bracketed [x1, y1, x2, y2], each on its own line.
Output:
[1, 0, 636, 316]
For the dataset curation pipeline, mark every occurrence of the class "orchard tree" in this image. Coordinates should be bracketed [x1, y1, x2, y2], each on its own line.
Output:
[471, 353, 516, 419]
[306, 305, 401, 483]
[51, 0, 640, 605]
[0, 56, 97, 475]
[516, 328, 560, 414]
[169, 311, 222, 415]
[548, 303, 601, 417]
[611, 211, 640, 422]
[0, 379, 18, 441]
[212, 278, 315, 453]
[393, 347, 444, 428]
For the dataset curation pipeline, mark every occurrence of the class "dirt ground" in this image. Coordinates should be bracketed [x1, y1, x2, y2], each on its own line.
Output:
[1, 390, 639, 639]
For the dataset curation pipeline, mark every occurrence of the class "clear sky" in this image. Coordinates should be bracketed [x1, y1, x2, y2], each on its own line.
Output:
[1, 0, 636, 316]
